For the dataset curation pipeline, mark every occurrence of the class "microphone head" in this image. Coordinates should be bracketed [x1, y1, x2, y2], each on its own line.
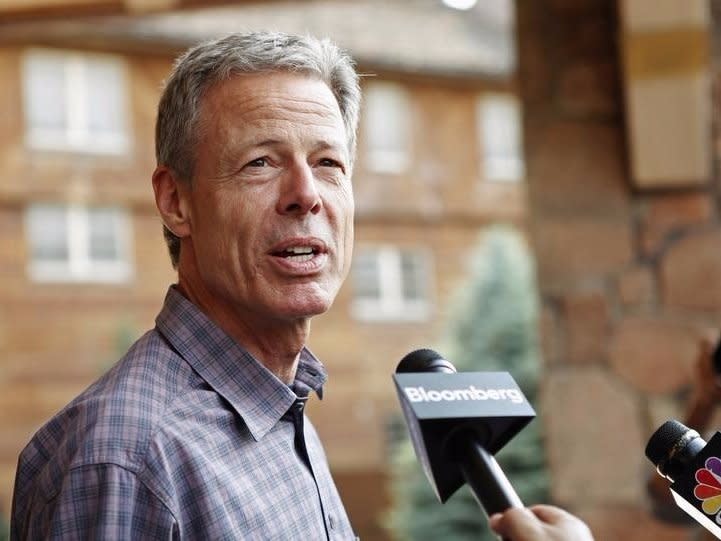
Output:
[645, 420, 691, 467]
[645, 419, 705, 480]
[396, 348, 457, 374]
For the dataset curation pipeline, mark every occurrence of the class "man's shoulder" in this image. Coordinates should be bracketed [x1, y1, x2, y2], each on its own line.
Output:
[15, 328, 198, 495]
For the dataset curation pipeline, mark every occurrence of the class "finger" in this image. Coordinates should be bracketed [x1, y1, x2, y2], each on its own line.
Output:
[489, 507, 543, 539]
[530, 505, 595, 540]
[529, 504, 572, 524]
[488, 513, 502, 529]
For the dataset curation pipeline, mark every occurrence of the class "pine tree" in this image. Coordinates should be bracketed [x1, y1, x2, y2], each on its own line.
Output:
[386, 225, 549, 540]
[0, 513, 8, 541]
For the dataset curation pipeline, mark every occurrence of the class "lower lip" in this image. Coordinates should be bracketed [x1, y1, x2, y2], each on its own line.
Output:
[270, 252, 328, 275]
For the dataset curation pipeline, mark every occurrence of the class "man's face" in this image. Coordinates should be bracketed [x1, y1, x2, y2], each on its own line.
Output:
[180, 72, 354, 325]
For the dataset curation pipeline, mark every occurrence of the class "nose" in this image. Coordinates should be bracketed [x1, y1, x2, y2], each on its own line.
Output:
[277, 162, 322, 215]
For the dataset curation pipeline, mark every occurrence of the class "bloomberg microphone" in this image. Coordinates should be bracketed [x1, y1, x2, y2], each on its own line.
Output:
[393, 348, 534, 517]
[646, 419, 721, 537]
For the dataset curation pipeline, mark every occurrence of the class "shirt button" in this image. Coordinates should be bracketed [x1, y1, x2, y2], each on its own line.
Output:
[328, 513, 335, 530]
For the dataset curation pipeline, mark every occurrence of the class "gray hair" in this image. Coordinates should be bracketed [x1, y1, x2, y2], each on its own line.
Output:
[155, 31, 362, 268]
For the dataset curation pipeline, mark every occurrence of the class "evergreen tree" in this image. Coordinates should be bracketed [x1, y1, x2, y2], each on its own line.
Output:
[386, 225, 549, 540]
[0, 513, 8, 541]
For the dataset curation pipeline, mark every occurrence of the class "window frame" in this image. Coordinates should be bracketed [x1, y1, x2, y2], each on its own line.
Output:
[22, 48, 131, 155]
[477, 92, 525, 183]
[25, 203, 133, 284]
[362, 81, 412, 174]
[351, 245, 433, 322]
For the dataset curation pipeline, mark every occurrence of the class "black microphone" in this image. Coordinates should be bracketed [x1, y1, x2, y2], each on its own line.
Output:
[646, 419, 721, 537]
[394, 348, 533, 517]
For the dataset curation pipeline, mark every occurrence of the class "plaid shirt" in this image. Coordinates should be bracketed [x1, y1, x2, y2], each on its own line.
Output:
[11, 287, 356, 540]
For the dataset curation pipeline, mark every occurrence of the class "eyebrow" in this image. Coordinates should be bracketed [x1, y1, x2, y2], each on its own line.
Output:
[312, 140, 347, 153]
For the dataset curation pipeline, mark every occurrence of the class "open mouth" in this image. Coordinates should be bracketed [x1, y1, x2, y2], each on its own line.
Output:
[271, 246, 320, 263]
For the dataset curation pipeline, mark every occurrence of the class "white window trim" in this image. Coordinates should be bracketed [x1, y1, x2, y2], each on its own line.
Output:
[22, 49, 131, 155]
[477, 93, 525, 183]
[365, 148, 410, 175]
[351, 246, 432, 322]
[26, 204, 133, 284]
[363, 82, 412, 174]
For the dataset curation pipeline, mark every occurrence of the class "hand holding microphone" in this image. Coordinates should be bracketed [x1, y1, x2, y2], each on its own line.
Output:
[489, 505, 594, 541]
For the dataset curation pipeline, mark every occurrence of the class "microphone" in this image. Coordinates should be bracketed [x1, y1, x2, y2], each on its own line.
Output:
[645, 419, 721, 537]
[393, 348, 534, 517]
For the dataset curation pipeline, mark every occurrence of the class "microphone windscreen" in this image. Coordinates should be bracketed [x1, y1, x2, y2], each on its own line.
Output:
[396, 348, 457, 374]
[645, 419, 691, 466]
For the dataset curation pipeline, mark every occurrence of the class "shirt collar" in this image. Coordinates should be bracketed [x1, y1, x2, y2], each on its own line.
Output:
[155, 286, 327, 442]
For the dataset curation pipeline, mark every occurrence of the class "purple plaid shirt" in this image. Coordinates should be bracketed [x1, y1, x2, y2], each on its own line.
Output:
[11, 287, 356, 540]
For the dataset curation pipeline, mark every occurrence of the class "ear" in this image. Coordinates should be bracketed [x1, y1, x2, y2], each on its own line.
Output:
[152, 166, 192, 239]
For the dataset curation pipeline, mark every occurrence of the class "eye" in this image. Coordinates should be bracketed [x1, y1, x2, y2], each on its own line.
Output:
[318, 158, 345, 172]
[246, 157, 269, 168]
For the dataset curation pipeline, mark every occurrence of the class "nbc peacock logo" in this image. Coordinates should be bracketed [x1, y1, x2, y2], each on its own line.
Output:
[694, 456, 721, 524]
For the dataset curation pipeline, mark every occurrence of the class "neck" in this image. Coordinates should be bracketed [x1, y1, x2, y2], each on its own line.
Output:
[176, 277, 310, 385]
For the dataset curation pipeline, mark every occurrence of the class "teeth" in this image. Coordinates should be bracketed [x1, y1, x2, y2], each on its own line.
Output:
[287, 246, 313, 255]
[288, 254, 313, 262]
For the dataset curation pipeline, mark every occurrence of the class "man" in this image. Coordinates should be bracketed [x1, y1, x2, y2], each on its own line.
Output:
[11, 30, 592, 541]
[12, 31, 359, 540]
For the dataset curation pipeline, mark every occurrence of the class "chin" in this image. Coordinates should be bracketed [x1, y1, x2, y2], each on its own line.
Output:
[285, 301, 332, 319]
[278, 289, 335, 319]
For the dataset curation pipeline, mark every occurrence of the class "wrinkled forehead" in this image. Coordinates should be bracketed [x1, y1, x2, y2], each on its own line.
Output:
[198, 72, 348, 147]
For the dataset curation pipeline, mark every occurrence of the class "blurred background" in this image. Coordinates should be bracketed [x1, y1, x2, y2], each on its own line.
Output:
[1, 0, 719, 539]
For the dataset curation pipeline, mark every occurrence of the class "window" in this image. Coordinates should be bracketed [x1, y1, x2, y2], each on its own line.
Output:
[477, 93, 524, 182]
[26, 204, 133, 283]
[351, 246, 432, 321]
[363, 82, 411, 173]
[22, 49, 130, 154]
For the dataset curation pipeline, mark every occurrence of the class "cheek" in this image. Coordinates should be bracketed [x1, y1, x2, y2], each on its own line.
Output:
[337, 197, 355, 277]
[341, 240, 354, 282]
[344, 219, 354, 263]
[199, 198, 252, 262]
[334, 181, 354, 226]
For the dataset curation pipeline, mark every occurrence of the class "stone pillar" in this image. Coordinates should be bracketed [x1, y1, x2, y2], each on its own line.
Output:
[516, 0, 720, 539]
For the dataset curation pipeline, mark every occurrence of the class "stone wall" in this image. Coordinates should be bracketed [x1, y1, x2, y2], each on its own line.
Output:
[516, 0, 721, 539]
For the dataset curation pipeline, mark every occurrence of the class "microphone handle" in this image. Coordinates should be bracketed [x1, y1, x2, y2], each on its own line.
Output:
[452, 432, 524, 516]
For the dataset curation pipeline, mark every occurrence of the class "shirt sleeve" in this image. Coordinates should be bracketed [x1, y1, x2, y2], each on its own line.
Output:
[16, 463, 178, 540]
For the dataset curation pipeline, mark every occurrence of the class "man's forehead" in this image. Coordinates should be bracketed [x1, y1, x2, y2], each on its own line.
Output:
[204, 72, 338, 113]
[199, 73, 347, 147]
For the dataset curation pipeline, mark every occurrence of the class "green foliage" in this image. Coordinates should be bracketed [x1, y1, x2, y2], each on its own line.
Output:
[386, 225, 549, 541]
[100, 319, 139, 374]
[0, 513, 9, 541]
